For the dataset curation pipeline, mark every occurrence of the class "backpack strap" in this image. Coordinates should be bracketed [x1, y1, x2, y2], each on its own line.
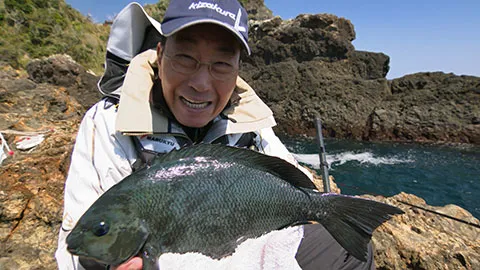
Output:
[130, 136, 161, 171]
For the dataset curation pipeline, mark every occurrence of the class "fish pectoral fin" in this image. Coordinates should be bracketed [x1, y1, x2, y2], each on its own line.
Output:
[112, 220, 150, 265]
[141, 244, 160, 270]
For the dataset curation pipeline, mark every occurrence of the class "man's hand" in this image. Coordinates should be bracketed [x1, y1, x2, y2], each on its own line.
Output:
[111, 257, 143, 270]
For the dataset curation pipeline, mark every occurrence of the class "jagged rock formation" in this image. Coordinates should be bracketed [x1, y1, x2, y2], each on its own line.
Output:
[368, 73, 480, 143]
[240, 14, 480, 144]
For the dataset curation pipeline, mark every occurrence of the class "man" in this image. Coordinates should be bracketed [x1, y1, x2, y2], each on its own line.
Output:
[56, 1, 374, 269]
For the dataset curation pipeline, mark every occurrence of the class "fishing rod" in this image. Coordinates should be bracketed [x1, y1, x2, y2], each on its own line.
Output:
[314, 116, 330, 192]
[396, 200, 480, 229]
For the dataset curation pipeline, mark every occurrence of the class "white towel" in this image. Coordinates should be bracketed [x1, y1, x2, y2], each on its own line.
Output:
[158, 226, 304, 270]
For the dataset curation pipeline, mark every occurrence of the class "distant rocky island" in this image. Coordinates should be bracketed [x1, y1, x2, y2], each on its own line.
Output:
[0, 0, 479, 269]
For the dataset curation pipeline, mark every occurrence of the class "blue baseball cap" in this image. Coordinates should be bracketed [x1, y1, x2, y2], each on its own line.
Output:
[160, 0, 251, 55]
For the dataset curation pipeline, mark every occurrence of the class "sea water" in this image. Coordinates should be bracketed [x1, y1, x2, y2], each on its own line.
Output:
[281, 136, 480, 219]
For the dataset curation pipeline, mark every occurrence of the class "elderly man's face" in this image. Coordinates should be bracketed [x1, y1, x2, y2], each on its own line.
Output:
[157, 24, 241, 128]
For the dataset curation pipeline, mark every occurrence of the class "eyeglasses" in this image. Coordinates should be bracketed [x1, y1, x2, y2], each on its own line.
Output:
[163, 53, 238, 81]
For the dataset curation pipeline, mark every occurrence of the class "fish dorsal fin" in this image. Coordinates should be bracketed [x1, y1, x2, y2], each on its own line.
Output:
[152, 144, 317, 190]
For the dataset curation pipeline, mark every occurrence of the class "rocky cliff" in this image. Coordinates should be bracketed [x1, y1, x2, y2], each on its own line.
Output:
[239, 14, 480, 144]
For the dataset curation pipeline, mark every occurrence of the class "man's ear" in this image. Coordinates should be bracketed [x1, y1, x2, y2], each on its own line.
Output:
[156, 42, 163, 65]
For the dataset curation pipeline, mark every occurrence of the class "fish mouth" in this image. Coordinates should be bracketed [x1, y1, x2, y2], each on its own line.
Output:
[181, 97, 211, 109]
[67, 245, 88, 258]
[66, 233, 81, 254]
[66, 232, 91, 259]
[67, 245, 113, 266]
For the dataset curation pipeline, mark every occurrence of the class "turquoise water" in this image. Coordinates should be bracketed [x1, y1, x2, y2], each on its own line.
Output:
[281, 136, 480, 219]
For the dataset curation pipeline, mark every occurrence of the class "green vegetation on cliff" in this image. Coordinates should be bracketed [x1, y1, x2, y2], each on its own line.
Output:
[0, 0, 109, 73]
[0, 0, 175, 73]
[143, 0, 169, 21]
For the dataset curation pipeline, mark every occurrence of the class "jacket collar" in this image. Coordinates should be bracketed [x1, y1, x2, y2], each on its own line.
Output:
[116, 49, 276, 136]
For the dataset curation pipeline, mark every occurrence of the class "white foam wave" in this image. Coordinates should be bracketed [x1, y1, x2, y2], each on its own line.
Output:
[293, 151, 414, 169]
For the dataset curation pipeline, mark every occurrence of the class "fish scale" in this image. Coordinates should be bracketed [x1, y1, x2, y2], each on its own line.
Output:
[153, 164, 307, 257]
[66, 144, 403, 269]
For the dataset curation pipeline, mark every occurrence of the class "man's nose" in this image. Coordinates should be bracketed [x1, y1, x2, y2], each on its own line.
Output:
[189, 64, 213, 92]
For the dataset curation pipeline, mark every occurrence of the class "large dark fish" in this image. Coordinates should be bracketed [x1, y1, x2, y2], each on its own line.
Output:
[66, 144, 403, 269]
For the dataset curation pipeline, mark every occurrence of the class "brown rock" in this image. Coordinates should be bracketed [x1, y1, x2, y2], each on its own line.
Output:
[26, 54, 101, 110]
[27, 54, 85, 87]
[0, 61, 87, 269]
[368, 193, 480, 269]
[247, 14, 356, 66]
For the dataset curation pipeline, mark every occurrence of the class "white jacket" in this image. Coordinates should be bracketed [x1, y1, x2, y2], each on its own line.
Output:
[55, 53, 312, 270]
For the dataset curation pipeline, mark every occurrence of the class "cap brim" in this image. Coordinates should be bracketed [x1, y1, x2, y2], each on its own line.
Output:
[161, 17, 251, 55]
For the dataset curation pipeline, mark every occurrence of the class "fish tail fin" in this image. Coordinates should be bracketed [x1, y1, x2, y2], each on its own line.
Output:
[310, 193, 403, 262]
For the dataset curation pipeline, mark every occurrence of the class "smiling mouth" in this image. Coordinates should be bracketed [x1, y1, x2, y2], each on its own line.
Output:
[181, 97, 210, 109]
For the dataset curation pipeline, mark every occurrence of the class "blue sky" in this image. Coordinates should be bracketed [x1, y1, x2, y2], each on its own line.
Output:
[66, 0, 480, 79]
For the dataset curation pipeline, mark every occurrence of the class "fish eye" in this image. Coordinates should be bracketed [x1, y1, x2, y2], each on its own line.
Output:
[92, 221, 110, 237]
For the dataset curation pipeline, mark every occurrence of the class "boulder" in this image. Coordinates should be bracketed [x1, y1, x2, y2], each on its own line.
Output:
[26, 54, 101, 110]
[371, 193, 480, 269]
[27, 54, 85, 87]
